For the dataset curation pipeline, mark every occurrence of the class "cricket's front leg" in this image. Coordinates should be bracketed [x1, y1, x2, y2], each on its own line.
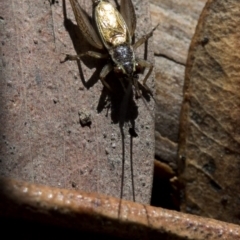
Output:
[99, 63, 113, 92]
[133, 24, 159, 50]
[61, 51, 108, 63]
[136, 59, 153, 94]
[133, 76, 142, 98]
[61, 51, 113, 91]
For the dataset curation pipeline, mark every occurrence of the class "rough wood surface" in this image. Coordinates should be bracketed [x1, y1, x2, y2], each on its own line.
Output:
[0, 0, 155, 204]
[1, 178, 240, 240]
[178, 0, 240, 224]
[150, 0, 207, 169]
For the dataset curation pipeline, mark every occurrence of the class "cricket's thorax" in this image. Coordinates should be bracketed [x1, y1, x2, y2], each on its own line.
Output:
[110, 44, 136, 76]
[94, 1, 131, 48]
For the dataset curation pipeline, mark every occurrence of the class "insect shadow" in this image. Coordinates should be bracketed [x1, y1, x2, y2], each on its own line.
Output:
[61, 0, 153, 128]
[61, 0, 154, 203]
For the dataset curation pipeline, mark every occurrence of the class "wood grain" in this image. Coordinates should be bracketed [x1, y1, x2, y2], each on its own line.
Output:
[1, 178, 239, 240]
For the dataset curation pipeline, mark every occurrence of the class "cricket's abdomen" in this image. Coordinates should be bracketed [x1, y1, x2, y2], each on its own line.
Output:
[94, 1, 131, 48]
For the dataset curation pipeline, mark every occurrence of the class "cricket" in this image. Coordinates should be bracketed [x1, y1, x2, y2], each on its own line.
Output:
[63, 0, 158, 98]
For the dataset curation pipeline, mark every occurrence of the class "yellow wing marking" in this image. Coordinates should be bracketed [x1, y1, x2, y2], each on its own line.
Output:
[95, 2, 130, 47]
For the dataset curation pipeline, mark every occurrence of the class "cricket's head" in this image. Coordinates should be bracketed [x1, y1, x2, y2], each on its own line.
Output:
[110, 44, 141, 79]
[92, 0, 101, 5]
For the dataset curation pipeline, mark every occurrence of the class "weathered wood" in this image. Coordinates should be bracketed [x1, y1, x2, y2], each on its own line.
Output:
[0, 0, 155, 204]
[1, 178, 240, 240]
[178, 0, 240, 224]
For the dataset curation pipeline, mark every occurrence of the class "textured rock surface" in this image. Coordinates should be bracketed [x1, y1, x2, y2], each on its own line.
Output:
[178, 0, 240, 224]
[1, 0, 240, 237]
[151, 0, 207, 169]
[0, 0, 155, 204]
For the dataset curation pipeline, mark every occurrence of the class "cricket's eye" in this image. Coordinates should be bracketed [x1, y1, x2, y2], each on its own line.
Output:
[135, 62, 144, 74]
[114, 66, 125, 77]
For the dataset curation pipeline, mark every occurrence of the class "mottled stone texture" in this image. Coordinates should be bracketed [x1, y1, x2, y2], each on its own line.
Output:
[151, 0, 207, 170]
[178, 0, 240, 224]
[0, 0, 155, 204]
